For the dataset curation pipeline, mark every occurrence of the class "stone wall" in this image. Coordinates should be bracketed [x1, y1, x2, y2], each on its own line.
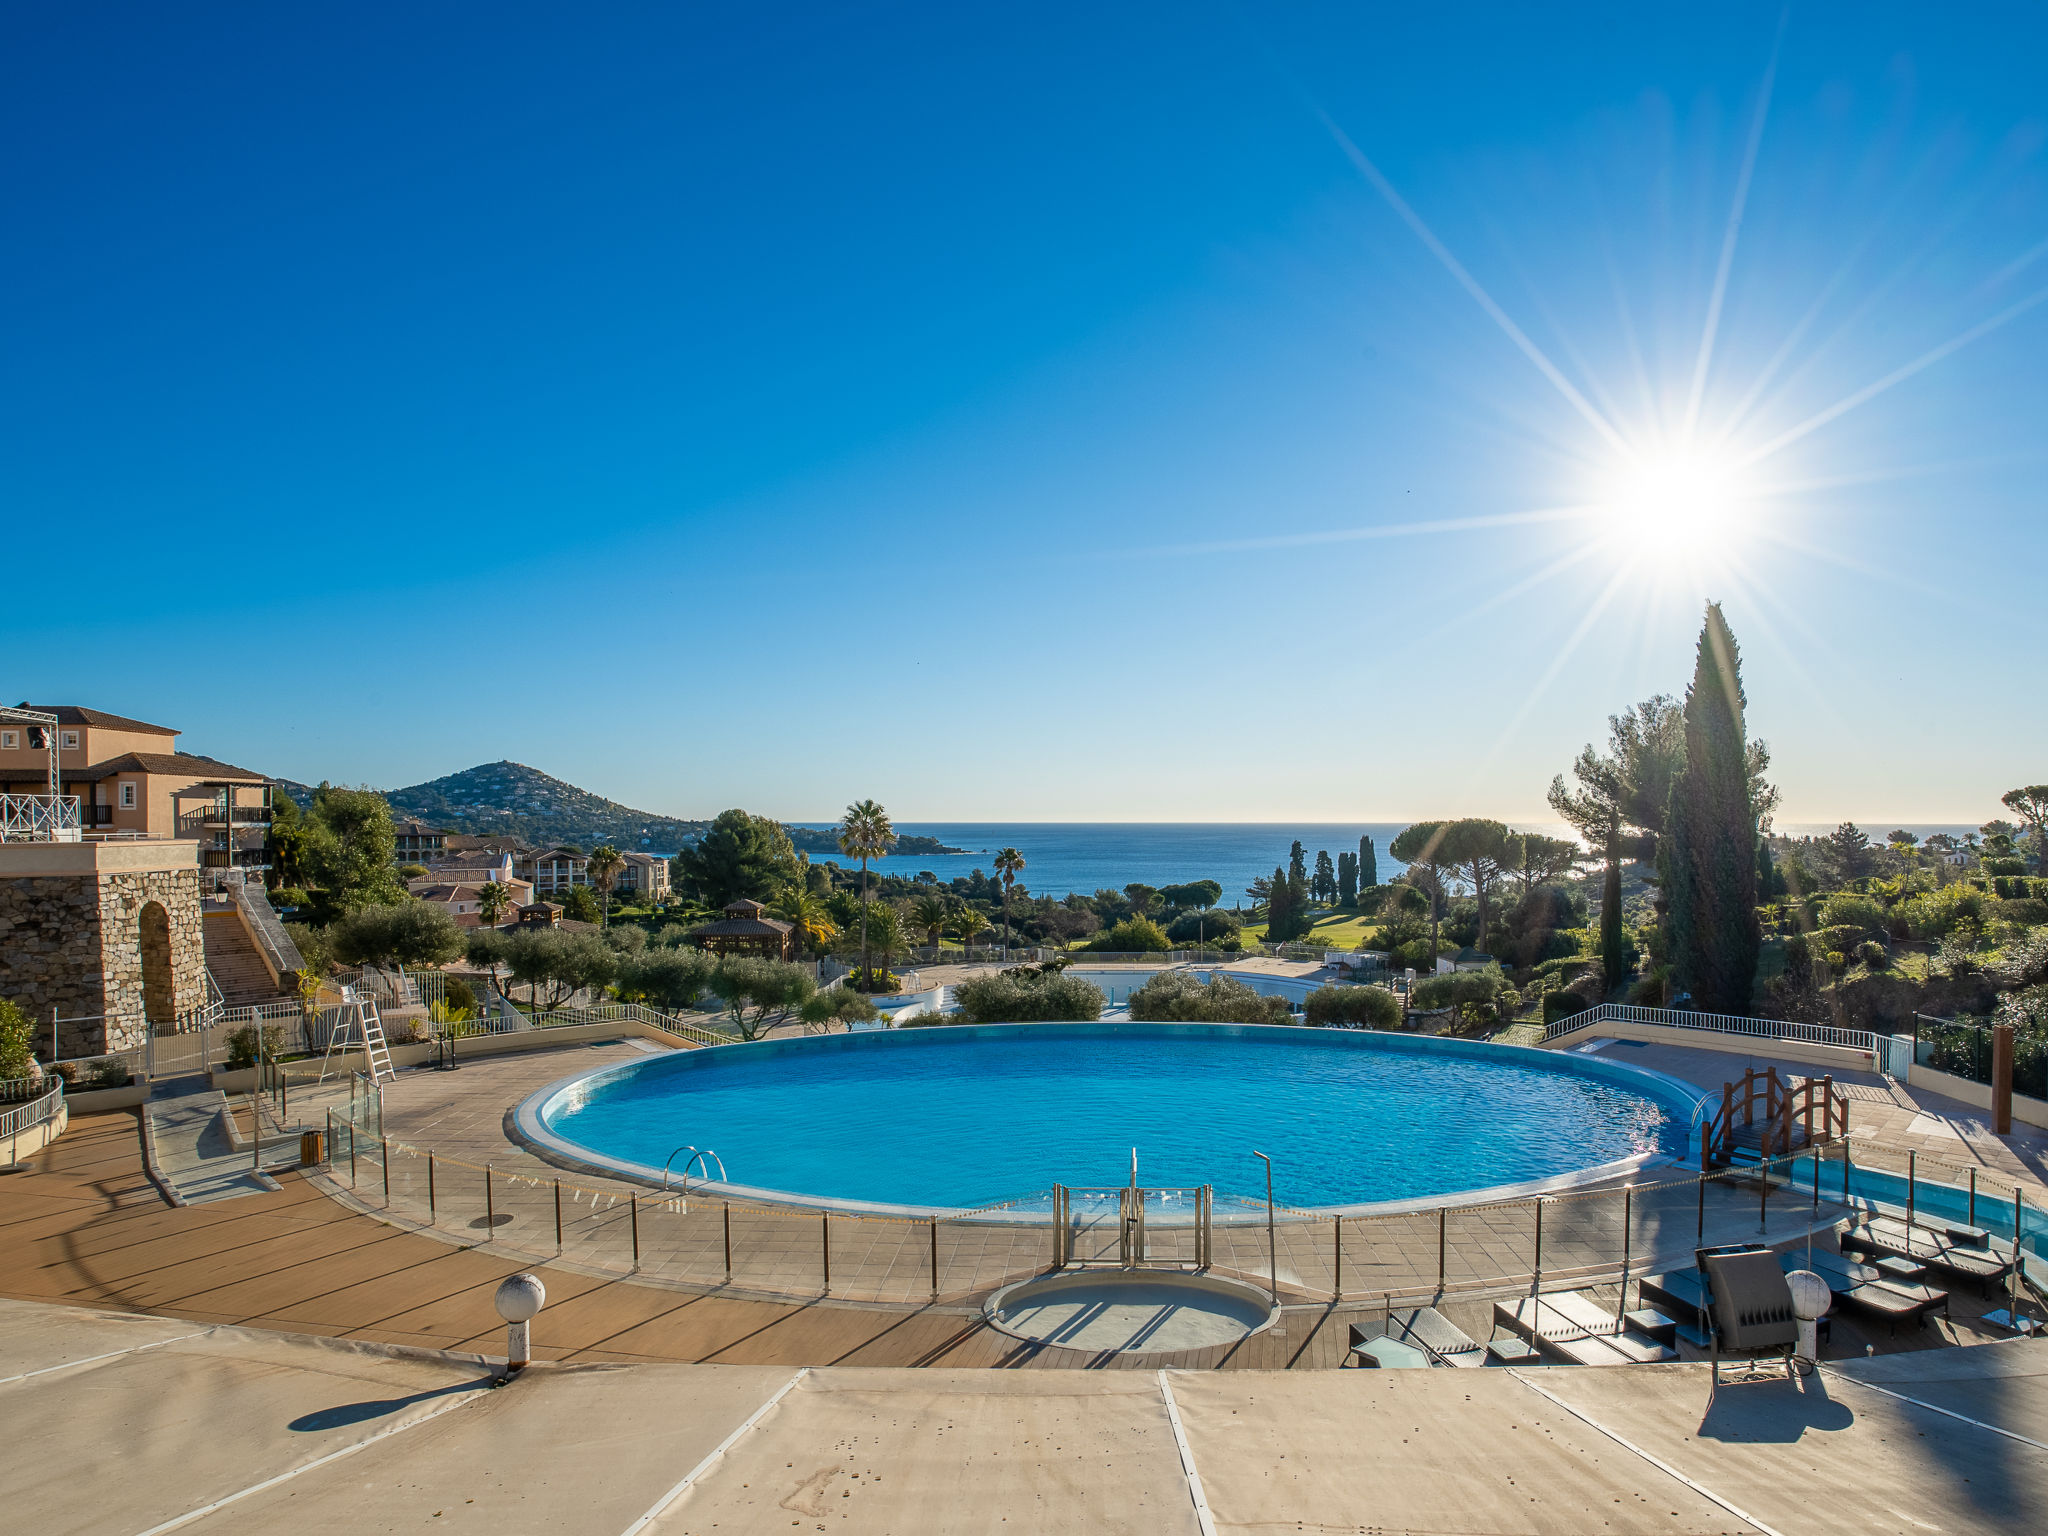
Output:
[0, 843, 204, 1057]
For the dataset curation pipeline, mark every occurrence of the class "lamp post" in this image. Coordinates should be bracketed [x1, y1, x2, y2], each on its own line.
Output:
[495, 1272, 545, 1373]
[1252, 1150, 1276, 1301]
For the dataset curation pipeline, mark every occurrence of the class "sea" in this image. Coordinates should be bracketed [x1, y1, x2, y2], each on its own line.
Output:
[767, 820, 1988, 905]
[780, 823, 1435, 905]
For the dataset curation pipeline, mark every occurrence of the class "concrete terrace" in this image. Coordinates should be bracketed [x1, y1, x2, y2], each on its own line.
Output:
[1, 1291, 2043, 1535]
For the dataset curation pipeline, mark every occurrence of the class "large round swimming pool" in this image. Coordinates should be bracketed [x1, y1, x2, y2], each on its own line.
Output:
[518, 1024, 1700, 1214]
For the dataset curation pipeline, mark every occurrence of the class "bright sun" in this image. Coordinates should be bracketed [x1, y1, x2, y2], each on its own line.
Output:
[1596, 448, 1747, 559]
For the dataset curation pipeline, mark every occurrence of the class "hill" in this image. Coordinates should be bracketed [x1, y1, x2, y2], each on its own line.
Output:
[275, 762, 709, 853]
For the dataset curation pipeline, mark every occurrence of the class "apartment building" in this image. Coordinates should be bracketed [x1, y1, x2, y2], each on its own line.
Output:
[0, 704, 272, 871]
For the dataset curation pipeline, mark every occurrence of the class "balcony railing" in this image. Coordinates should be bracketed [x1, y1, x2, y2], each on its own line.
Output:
[0, 794, 82, 843]
[198, 807, 273, 825]
[80, 803, 115, 827]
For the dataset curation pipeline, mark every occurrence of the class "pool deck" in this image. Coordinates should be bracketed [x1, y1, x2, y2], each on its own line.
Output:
[3, 1290, 2042, 1535]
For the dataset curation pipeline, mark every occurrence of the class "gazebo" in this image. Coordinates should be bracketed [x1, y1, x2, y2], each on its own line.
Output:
[688, 898, 795, 960]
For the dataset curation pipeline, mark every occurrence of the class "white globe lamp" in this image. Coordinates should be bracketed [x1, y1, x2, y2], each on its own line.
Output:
[494, 1272, 546, 1372]
[1784, 1268, 1831, 1371]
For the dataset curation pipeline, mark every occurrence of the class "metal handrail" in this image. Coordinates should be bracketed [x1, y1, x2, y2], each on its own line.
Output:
[660, 1144, 727, 1193]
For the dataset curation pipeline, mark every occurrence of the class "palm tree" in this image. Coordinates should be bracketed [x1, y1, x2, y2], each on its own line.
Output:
[586, 845, 624, 928]
[908, 892, 951, 955]
[476, 881, 514, 929]
[775, 887, 839, 957]
[952, 906, 990, 955]
[838, 798, 895, 989]
[993, 847, 1026, 955]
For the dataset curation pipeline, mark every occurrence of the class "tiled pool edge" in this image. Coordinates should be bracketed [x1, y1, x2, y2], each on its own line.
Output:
[510, 1021, 1711, 1221]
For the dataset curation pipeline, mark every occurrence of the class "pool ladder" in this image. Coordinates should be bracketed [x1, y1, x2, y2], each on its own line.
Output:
[661, 1144, 728, 1195]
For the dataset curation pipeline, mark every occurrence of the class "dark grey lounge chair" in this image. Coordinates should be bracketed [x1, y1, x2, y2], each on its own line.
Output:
[1697, 1245, 1798, 1382]
[1778, 1249, 1946, 1333]
[1350, 1308, 1486, 1368]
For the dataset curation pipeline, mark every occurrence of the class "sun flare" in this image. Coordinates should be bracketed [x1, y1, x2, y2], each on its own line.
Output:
[1596, 447, 1749, 560]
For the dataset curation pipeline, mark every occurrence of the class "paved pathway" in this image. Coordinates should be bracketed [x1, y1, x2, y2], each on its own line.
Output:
[143, 1077, 281, 1205]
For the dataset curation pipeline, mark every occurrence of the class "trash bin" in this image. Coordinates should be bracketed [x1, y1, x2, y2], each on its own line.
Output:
[300, 1130, 325, 1165]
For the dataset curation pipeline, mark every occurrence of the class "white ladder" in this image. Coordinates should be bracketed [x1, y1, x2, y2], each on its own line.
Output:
[317, 989, 398, 1085]
[359, 999, 397, 1084]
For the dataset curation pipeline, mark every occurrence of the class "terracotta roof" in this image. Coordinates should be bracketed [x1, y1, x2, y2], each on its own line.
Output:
[725, 898, 768, 915]
[15, 703, 177, 735]
[57, 751, 270, 784]
[393, 819, 450, 837]
[690, 915, 794, 938]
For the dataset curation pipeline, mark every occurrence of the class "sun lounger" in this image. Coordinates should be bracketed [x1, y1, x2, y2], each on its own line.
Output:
[1492, 1297, 1640, 1366]
[1538, 1291, 1677, 1363]
[1841, 1220, 2013, 1289]
[1638, 1269, 1711, 1340]
[1350, 1309, 1486, 1368]
[1777, 1250, 1946, 1333]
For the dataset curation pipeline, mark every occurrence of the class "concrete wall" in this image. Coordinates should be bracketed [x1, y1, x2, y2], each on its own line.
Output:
[1904, 1063, 2048, 1131]
[1541, 1017, 1879, 1075]
[0, 841, 206, 1054]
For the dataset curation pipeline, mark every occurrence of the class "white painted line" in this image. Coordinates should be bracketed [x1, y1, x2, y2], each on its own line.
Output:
[1822, 1367, 2048, 1451]
[128, 1379, 494, 1536]
[0, 1330, 211, 1387]
[1507, 1369, 1784, 1536]
[1157, 1371, 1219, 1536]
[617, 1367, 810, 1536]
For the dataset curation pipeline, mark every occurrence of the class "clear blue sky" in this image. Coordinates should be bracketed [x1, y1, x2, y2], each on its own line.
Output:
[5, 4, 2043, 824]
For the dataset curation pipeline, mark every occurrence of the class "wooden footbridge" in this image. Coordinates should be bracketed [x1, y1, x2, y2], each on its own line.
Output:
[1700, 1065, 1850, 1170]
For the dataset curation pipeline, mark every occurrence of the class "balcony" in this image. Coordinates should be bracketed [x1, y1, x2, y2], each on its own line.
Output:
[198, 807, 273, 826]
[80, 804, 115, 827]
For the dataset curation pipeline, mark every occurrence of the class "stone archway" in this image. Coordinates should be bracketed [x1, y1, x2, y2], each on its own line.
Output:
[139, 901, 174, 1027]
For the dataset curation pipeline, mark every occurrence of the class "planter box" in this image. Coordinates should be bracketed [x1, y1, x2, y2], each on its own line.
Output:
[64, 1083, 149, 1113]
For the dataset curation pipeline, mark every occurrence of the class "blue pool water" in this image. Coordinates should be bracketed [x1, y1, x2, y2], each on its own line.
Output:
[532, 1025, 1698, 1211]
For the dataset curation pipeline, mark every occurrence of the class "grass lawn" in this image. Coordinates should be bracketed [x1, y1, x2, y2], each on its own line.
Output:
[1239, 911, 1383, 949]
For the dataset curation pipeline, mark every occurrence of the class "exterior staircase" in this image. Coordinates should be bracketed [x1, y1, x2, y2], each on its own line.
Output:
[202, 909, 292, 1006]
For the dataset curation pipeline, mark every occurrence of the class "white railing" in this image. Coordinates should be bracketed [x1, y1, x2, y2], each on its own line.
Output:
[2, 1079, 65, 1142]
[481, 999, 737, 1049]
[1542, 1002, 1882, 1058]
[0, 793, 82, 842]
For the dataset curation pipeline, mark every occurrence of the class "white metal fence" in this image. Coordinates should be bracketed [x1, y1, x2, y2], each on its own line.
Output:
[1542, 1001, 1884, 1060]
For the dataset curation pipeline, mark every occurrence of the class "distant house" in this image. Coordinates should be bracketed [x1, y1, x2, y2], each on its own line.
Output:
[1435, 947, 1495, 974]
[415, 849, 518, 886]
[0, 703, 273, 873]
[393, 819, 449, 863]
[412, 880, 536, 928]
[533, 848, 588, 893]
[614, 850, 671, 899]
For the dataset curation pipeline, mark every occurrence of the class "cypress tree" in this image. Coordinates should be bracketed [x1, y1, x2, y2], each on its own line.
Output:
[1266, 863, 1293, 941]
[1662, 603, 1761, 1014]
[1600, 818, 1627, 988]
[1313, 849, 1336, 903]
[1337, 850, 1358, 906]
[1288, 840, 1308, 889]
[1359, 835, 1377, 889]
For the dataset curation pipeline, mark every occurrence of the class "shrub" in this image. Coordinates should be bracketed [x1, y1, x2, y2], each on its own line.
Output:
[1820, 892, 1886, 938]
[618, 948, 717, 1011]
[0, 998, 34, 1079]
[1164, 909, 1241, 946]
[1854, 939, 1887, 967]
[802, 986, 880, 1031]
[1127, 971, 1292, 1024]
[267, 887, 311, 912]
[1897, 884, 1986, 940]
[710, 959, 817, 1039]
[223, 1025, 284, 1070]
[1411, 966, 1510, 1031]
[1302, 984, 1401, 1030]
[87, 1056, 132, 1088]
[329, 900, 467, 969]
[1092, 917, 1171, 952]
[953, 970, 1105, 1023]
[1984, 857, 2027, 877]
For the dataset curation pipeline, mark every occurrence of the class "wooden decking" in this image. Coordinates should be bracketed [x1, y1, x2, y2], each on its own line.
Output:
[0, 1112, 1381, 1370]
